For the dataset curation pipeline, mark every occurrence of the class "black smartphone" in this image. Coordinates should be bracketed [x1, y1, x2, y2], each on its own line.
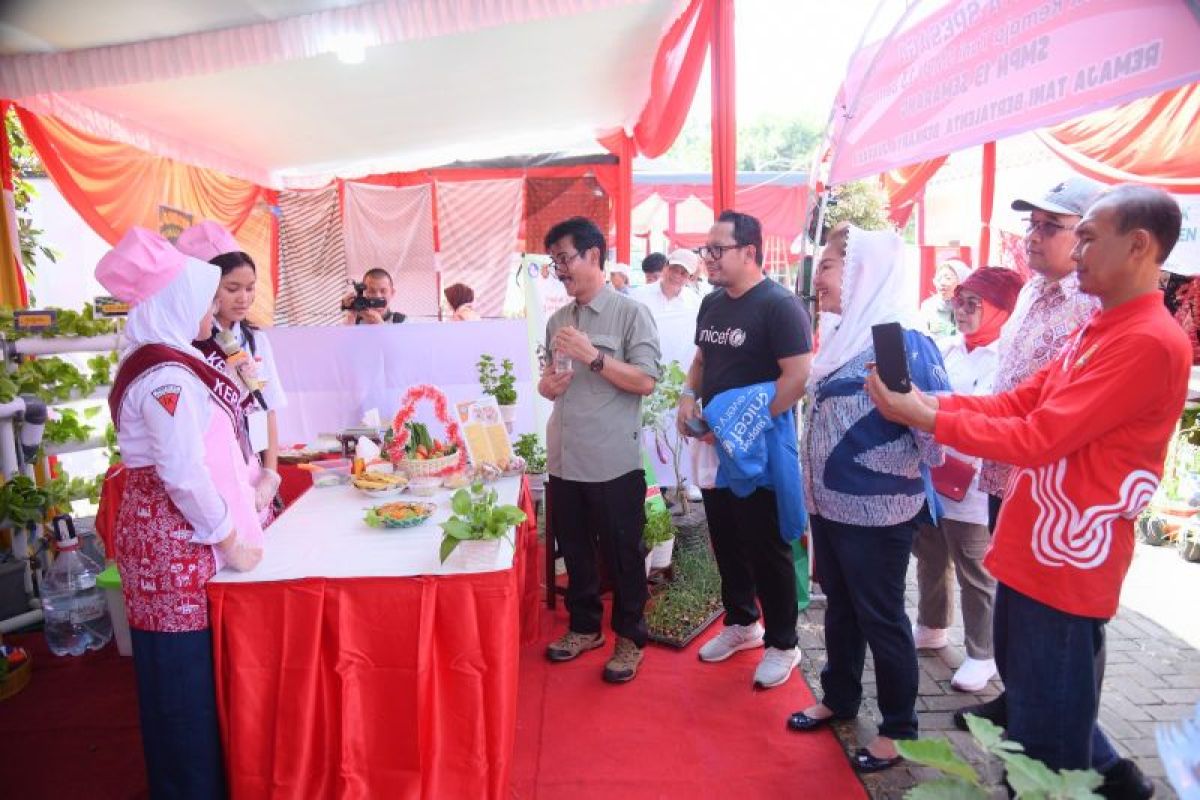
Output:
[684, 416, 710, 437]
[872, 322, 912, 394]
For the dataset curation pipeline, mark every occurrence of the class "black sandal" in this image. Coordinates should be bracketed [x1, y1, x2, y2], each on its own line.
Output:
[852, 748, 903, 773]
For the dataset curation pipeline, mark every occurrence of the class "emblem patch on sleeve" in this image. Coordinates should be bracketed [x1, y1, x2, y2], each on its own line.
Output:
[152, 384, 182, 416]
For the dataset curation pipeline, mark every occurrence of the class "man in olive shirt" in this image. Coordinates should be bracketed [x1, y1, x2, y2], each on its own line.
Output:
[539, 216, 662, 684]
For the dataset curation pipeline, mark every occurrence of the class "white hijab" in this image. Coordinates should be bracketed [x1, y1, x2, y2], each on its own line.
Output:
[122, 258, 220, 359]
[809, 225, 918, 386]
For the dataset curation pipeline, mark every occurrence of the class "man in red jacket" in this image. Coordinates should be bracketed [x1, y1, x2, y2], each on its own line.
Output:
[867, 186, 1189, 789]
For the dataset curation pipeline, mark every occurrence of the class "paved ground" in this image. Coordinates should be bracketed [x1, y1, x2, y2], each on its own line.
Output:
[796, 541, 1200, 798]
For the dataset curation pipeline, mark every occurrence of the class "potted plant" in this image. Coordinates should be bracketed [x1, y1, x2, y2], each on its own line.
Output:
[641, 360, 691, 513]
[439, 481, 527, 570]
[513, 433, 548, 499]
[643, 506, 677, 572]
[477, 354, 518, 428]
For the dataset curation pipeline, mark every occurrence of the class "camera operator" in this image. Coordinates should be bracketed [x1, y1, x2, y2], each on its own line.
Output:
[341, 268, 407, 324]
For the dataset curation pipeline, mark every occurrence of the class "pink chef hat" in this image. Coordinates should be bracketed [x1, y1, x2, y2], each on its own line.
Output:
[95, 227, 189, 306]
[175, 220, 241, 262]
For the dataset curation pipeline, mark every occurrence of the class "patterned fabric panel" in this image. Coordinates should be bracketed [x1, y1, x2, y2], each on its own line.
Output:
[275, 186, 348, 326]
[437, 179, 524, 318]
[343, 182, 439, 317]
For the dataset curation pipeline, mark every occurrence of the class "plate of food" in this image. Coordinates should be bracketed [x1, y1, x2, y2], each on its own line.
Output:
[352, 472, 409, 498]
[364, 501, 437, 529]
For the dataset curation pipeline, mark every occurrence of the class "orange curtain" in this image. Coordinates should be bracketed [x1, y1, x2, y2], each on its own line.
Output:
[14, 107, 276, 323]
[1, 101, 30, 308]
[1039, 83, 1200, 193]
[881, 156, 949, 228]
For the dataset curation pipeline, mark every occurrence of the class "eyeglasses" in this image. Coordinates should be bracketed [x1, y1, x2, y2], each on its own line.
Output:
[548, 251, 583, 271]
[697, 243, 746, 261]
[951, 296, 982, 314]
[1023, 218, 1070, 238]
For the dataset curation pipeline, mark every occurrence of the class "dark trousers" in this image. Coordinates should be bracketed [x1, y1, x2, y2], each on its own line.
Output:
[984, 501, 1121, 772]
[994, 583, 1119, 772]
[701, 487, 798, 649]
[812, 515, 919, 740]
[549, 470, 649, 647]
[130, 628, 227, 800]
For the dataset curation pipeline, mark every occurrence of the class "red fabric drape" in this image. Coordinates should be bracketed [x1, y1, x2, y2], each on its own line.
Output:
[709, 0, 736, 217]
[14, 107, 277, 323]
[0, 100, 30, 308]
[979, 141, 997, 267]
[881, 156, 949, 228]
[209, 479, 540, 799]
[1039, 83, 1200, 193]
[631, 0, 714, 159]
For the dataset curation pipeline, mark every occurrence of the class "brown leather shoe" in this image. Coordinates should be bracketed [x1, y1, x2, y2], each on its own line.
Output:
[602, 637, 644, 683]
[545, 631, 605, 662]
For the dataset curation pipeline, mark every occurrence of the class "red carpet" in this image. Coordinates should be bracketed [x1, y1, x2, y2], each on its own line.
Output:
[1, 634, 148, 800]
[511, 608, 867, 800]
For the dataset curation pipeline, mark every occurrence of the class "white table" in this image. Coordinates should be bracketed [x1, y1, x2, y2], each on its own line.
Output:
[211, 475, 522, 584]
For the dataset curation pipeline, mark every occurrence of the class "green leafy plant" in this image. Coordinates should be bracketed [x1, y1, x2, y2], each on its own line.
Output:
[7, 110, 56, 296]
[43, 406, 103, 445]
[513, 433, 547, 474]
[477, 354, 518, 406]
[438, 481, 527, 563]
[12, 357, 96, 403]
[87, 351, 119, 386]
[896, 715, 1103, 799]
[643, 507, 676, 549]
[641, 360, 690, 511]
[103, 422, 120, 467]
[645, 542, 723, 646]
[43, 469, 104, 512]
[0, 475, 49, 526]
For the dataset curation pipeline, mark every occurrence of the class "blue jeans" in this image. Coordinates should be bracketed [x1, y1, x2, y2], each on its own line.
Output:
[993, 583, 1119, 772]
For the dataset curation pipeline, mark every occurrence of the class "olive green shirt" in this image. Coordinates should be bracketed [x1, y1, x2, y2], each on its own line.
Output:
[546, 286, 661, 482]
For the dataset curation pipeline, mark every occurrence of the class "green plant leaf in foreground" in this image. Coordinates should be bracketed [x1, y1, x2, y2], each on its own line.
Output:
[439, 536, 459, 563]
[1001, 752, 1065, 796]
[964, 714, 1023, 754]
[895, 739, 980, 785]
[904, 778, 991, 800]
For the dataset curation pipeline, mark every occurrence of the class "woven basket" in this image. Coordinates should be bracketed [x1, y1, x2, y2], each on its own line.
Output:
[0, 653, 31, 702]
[399, 452, 460, 478]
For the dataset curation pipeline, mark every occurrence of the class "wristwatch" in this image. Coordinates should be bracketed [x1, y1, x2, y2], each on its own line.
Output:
[589, 352, 606, 372]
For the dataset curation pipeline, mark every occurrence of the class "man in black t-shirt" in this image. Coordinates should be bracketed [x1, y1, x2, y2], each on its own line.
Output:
[678, 210, 813, 690]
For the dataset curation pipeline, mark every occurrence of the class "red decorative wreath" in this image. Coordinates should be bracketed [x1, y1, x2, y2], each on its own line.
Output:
[388, 384, 469, 476]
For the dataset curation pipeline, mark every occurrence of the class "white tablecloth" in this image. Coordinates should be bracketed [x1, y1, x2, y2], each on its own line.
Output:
[211, 476, 521, 584]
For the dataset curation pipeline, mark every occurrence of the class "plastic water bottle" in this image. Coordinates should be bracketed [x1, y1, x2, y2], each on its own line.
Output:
[42, 515, 113, 656]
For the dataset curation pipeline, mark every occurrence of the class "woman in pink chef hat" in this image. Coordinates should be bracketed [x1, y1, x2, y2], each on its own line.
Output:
[98, 227, 264, 798]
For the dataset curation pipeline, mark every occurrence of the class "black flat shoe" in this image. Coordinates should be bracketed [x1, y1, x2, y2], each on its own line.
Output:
[786, 711, 853, 732]
[853, 748, 903, 773]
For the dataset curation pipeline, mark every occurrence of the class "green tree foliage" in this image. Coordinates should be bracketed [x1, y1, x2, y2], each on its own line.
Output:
[662, 114, 822, 172]
[5, 110, 56, 296]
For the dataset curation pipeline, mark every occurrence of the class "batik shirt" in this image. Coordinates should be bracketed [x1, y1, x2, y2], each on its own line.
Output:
[979, 273, 1099, 496]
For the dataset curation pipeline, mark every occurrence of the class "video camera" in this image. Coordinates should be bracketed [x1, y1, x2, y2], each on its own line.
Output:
[343, 281, 389, 315]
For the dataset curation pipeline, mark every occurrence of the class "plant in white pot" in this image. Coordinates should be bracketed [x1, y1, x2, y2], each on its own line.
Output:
[477, 354, 518, 429]
[643, 506, 677, 572]
[513, 433, 548, 501]
[439, 481, 527, 570]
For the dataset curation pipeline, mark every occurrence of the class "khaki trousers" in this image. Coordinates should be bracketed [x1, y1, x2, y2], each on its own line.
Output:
[914, 518, 996, 659]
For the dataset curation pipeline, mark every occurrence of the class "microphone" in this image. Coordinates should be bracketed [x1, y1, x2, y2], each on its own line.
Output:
[214, 329, 268, 410]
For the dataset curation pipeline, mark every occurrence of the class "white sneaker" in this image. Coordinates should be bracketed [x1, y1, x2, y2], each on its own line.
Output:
[686, 484, 704, 502]
[753, 646, 801, 689]
[951, 657, 997, 692]
[913, 624, 949, 650]
[698, 622, 765, 662]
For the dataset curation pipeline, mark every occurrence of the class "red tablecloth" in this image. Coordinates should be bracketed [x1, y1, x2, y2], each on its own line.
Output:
[208, 478, 539, 799]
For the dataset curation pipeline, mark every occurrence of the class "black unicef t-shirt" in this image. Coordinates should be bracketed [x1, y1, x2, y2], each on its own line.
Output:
[694, 279, 813, 404]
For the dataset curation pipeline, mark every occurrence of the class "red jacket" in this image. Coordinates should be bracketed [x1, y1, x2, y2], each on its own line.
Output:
[934, 292, 1190, 618]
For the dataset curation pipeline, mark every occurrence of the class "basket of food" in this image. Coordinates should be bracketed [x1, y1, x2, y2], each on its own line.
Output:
[0, 644, 31, 703]
[397, 422, 464, 478]
[364, 501, 437, 529]
[352, 472, 408, 499]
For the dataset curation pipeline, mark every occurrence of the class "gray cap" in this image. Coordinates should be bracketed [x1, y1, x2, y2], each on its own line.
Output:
[1011, 176, 1105, 217]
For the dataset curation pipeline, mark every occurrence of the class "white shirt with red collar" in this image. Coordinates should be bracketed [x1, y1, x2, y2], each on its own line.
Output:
[934, 292, 1190, 618]
[118, 365, 233, 547]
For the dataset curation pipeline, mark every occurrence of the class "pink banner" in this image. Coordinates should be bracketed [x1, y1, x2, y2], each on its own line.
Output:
[829, 0, 1200, 184]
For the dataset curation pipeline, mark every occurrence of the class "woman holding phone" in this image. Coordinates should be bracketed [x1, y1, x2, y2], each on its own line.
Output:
[787, 223, 950, 772]
[912, 267, 1024, 692]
